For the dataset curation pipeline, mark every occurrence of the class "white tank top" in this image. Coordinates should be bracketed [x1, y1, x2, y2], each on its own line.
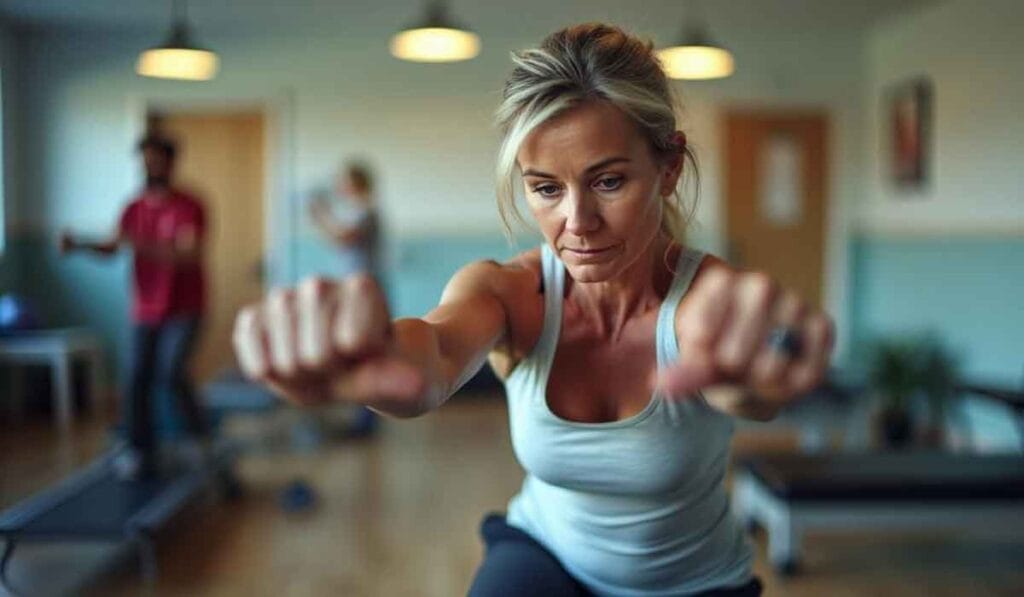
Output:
[504, 244, 753, 596]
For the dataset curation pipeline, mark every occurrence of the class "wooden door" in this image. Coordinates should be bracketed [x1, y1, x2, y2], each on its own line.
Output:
[724, 111, 828, 305]
[160, 112, 265, 382]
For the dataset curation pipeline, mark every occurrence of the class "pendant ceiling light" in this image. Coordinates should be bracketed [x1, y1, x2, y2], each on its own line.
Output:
[137, 0, 219, 81]
[657, 3, 734, 80]
[390, 2, 481, 63]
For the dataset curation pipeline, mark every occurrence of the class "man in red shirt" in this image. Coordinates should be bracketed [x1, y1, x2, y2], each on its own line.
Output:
[61, 134, 208, 478]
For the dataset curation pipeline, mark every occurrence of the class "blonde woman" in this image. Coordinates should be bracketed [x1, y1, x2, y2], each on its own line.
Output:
[234, 24, 833, 596]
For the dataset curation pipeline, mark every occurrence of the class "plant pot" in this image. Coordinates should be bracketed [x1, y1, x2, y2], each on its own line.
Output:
[878, 408, 914, 449]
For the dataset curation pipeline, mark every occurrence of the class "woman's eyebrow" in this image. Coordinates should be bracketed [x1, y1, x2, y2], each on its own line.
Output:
[585, 156, 631, 172]
[522, 157, 631, 179]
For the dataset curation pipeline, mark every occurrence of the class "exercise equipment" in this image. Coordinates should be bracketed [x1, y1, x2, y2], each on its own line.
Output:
[732, 452, 1024, 575]
[205, 369, 321, 512]
[279, 480, 317, 513]
[0, 446, 238, 595]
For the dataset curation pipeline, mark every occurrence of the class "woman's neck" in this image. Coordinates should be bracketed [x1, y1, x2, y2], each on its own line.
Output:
[566, 235, 677, 340]
[353, 194, 373, 208]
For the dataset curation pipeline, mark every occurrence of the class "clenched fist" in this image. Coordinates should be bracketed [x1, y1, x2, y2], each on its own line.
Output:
[233, 274, 426, 409]
[658, 266, 834, 409]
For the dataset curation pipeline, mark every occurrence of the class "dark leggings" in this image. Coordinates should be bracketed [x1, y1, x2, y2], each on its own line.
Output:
[127, 316, 207, 460]
[468, 514, 762, 597]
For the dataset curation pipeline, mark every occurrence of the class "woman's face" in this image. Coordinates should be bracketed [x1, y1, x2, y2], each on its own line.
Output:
[335, 173, 357, 198]
[518, 101, 681, 283]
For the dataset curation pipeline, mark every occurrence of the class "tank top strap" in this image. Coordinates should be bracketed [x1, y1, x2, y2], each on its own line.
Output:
[656, 247, 706, 367]
[535, 244, 566, 376]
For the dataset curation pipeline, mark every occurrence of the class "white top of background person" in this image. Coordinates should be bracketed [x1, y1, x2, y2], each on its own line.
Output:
[309, 161, 381, 276]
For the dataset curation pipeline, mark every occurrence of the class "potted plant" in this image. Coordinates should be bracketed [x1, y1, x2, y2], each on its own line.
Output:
[867, 340, 920, 449]
[916, 340, 959, 448]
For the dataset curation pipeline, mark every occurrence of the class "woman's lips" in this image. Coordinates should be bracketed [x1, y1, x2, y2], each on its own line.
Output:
[562, 245, 617, 261]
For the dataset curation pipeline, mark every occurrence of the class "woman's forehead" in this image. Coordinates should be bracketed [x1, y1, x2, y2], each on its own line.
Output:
[518, 102, 646, 167]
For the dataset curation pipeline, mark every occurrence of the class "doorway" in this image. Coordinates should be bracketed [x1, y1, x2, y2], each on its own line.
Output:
[723, 110, 829, 306]
[156, 110, 266, 382]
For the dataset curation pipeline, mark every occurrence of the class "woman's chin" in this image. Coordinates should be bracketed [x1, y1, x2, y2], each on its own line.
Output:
[564, 263, 619, 283]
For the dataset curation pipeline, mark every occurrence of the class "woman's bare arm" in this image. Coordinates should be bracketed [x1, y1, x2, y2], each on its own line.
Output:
[233, 261, 511, 418]
[666, 257, 834, 422]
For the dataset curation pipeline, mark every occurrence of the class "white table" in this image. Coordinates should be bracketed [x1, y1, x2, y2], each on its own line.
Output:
[0, 328, 106, 430]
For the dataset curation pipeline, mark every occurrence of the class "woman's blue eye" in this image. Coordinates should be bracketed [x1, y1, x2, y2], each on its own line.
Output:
[533, 184, 560, 197]
[595, 176, 624, 191]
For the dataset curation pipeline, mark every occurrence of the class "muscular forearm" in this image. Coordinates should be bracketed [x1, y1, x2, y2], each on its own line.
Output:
[235, 264, 508, 420]
[360, 318, 450, 418]
[364, 315, 497, 419]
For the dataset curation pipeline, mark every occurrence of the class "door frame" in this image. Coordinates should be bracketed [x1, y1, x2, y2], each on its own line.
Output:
[123, 89, 297, 289]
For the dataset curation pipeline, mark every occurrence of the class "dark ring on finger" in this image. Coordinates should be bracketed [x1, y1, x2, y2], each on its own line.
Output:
[767, 326, 803, 359]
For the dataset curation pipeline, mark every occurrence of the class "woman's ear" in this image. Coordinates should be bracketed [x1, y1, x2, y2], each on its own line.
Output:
[659, 130, 687, 196]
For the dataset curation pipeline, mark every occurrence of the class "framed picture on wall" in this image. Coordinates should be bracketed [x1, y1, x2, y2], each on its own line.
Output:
[888, 77, 933, 191]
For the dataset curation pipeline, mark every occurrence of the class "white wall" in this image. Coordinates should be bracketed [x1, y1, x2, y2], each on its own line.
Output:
[16, 29, 507, 239]
[675, 37, 865, 359]
[862, 0, 1024, 235]
[12, 15, 870, 353]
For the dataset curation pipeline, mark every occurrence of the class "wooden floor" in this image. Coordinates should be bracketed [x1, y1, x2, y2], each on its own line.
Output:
[2, 397, 1023, 596]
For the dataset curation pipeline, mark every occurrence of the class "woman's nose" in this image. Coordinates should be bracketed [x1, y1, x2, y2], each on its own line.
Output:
[564, 190, 601, 235]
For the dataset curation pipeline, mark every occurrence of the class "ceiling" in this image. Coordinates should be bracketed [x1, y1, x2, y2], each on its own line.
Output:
[0, 0, 938, 40]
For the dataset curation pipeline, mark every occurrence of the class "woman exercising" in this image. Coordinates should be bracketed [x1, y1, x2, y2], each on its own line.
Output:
[309, 161, 382, 436]
[233, 24, 833, 596]
[309, 161, 381, 279]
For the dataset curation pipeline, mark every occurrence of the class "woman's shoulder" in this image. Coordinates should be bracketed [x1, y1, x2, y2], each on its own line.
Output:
[471, 248, 544, 377]
[449, 248, 541, 300]
[692, 252, 730, 279]
[500, 247, 543, 285]
[673, 251, 733, 322]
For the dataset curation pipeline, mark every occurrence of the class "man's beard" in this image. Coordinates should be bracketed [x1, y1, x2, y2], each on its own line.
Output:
[146, 175, 170, 189]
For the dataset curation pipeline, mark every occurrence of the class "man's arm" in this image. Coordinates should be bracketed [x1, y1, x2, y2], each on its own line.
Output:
[309, 198, 368, 247]
[60, 229, 123, 256]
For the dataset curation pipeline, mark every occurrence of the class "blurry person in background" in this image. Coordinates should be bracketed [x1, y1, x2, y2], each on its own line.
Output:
[310, 161, 381, 277]
[308, 161, 382, 436]
[61, 134, 209, 479]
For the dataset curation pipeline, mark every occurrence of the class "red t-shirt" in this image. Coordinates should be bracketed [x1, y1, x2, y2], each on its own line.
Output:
[119, 189, 207, 324]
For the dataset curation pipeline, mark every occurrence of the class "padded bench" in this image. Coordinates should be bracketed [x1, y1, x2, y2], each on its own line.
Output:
[0, 448, 237, 594]
[732, 453, 1024, 574]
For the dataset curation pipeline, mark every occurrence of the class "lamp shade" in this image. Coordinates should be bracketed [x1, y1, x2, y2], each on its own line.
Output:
[657, 27, 734, 80]
[390, 3, 480, 63]
[137, 19, 219, 81]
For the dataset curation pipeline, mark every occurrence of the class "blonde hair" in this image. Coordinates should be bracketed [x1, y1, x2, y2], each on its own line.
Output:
[495, 23, 699, 241]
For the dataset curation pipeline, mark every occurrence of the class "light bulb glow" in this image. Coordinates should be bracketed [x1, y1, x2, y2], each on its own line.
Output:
[136, 48, 219, 81]
[390, 27, 480, 63]
[657, 46, 734, 80]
